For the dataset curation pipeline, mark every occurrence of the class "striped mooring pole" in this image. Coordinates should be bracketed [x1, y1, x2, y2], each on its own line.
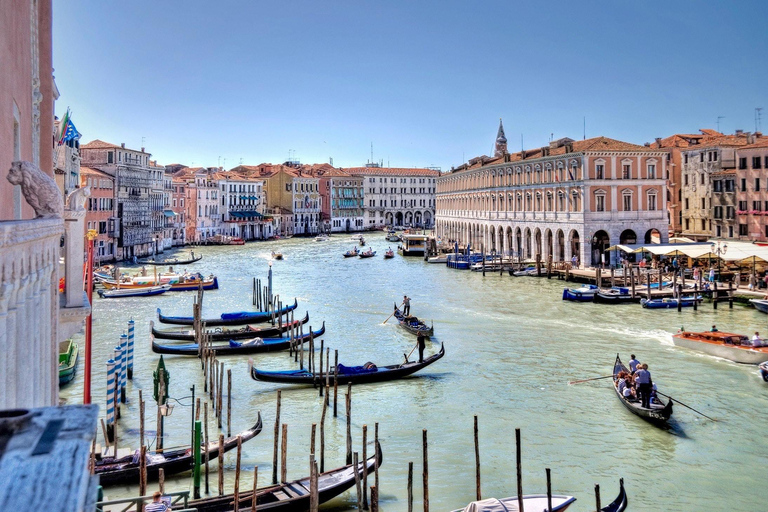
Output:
[127, 319, 135, 379]
[106, 358, 116, 442]
[119, 333, 128, 403]
[113, 344, 123, 415]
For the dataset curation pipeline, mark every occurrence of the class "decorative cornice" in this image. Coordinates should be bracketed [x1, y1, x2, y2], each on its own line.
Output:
[0, 218, 64, 248]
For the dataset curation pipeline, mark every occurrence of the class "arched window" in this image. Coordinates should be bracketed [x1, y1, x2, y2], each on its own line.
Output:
[622, 189, 633, 211]
[594, 189, 607, 212]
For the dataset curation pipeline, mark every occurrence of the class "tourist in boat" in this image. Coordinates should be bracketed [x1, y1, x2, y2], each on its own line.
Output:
[417, 335, 426, 363]
[711, 325, 719, 332]
[403, 295, 411, 316]
[617, 371, 630, 396]
[639, 258, 646, 269]
[634, 363, 653, 408]
[752, 332, 763, 347]
[628, 354, 640, 374]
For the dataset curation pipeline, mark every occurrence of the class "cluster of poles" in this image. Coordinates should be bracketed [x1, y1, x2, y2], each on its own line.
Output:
[103, 318, 135, 442]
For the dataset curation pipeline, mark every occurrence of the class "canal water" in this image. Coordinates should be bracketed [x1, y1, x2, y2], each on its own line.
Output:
[61, 234, 768, 511]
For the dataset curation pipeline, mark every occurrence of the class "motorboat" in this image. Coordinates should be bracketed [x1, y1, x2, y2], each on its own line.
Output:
[562, 284, 598, 301]
[671, 330, 768, 364]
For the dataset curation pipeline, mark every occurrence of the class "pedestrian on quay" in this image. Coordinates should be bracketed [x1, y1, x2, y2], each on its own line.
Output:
[403, 295, 411, 316]
[693, 267, 700, 282]
[571, 254, 578, 269]
[417, 334, 426, 363]
[145, 492, 169, 512]
[709, 267, 716, 283]
[629, 354, 640, 374]
[634, 363, 653, 408]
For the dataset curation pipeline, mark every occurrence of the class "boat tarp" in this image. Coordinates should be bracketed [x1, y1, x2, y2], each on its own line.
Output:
[336, 364, 377, 375]
[220, 311, 254, 320]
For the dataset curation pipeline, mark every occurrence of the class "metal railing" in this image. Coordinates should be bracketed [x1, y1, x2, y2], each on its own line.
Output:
[96, 490, 192, 512]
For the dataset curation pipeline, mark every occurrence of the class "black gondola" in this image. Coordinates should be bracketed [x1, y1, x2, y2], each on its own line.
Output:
[251, 343, 445, 385]
[150, 313, 309, 341]
[139, 254, 203, 265]
[97, 413, 262, 486]
[593, 287, 640, 304]
[601, 478, 628, 512]
[152, 323, 326, 356]
[393, 303, 434, 337]
[180, 441, 381, 512]
[613, 354, 672, 425]
[157, 299, 298, 326]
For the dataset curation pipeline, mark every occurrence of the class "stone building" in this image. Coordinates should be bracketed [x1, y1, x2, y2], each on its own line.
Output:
[169, 174, 187, 246]
[173, 167, 222, 242]
[435, 130, 669, 267]
[311, 165, 364, 233]
[345, 165, 440, 229]
[217, 170, 271, 240]
[81, 167, 116, 262]
[53, 119, 81, 196]
[679, 131, 752, 240]
[1, 0, 89, 409]
[735, 136, 768, 241]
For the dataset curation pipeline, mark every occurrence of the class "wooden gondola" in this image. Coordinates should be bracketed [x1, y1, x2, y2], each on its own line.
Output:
[139, 253, 203, 265]
[251, 343, 445, 385]
[97, 413, 262, 486]
[343, 248, 359, 258]
[152, 323, 326, 356]
[393, 303, 434, 337]
[157, 299, 298, 326]
[612, 354, 672, 426]
[358, 250, 376, 258]
[601, 478, 628, 512]
[181, 441, 381, 512]
[150, 313, 309, 341]
[450, 494, 575, 512]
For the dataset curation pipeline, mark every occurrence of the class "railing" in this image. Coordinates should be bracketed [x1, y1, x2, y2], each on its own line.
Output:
[96, 491, 192, 512]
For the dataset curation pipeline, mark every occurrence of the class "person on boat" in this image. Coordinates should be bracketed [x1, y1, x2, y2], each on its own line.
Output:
[416, 335, 426, 363]
[649, 383, 658, 405]
[623, 385, 634, 399]
[617, 371, 629, 396]
[752, 332, 763, 347]
[709, 267, 715, 283]
[403, 295, 411, 316]
[628, 355, 640, 374]
[145, 492, 169, 512]
[711, 325, 719, 332]
[634, 363, 653, 408]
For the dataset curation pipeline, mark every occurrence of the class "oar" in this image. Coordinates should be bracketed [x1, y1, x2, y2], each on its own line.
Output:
[567, 375, 614, 385]
[383, 302, 405, 324]
[655, 391, 718, 422]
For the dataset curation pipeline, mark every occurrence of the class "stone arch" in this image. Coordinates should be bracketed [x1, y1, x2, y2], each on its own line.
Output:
[644, 228, 662, 244]
[524, 227, 532, 260]
[515, 227, 522, 261]
[544, 228, 553, 261]
[533, 227, 542, 258]
[555, 229, 565, 261]
[620, 229, 637, 245]
[568, 229, 581, 266]
[591, 229, 610, 267]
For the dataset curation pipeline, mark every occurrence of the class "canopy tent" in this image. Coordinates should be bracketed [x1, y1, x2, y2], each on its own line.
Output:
[605, 241, 768, 262]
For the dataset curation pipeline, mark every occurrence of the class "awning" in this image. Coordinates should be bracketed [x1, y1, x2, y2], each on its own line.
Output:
[163, 210, 178, 217]
[230, 211, 264, 218]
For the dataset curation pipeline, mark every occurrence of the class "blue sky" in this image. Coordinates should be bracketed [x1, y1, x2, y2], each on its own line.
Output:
[53, 1, 768, 171]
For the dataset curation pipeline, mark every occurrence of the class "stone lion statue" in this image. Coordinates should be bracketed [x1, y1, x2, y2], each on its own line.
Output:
[7, 160, 64, 218]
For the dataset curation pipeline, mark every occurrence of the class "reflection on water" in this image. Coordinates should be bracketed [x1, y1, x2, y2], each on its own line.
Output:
[61, 234, 768, 511]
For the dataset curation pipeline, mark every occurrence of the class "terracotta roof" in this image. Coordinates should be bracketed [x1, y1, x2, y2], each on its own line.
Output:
[650, 133, 706, 149]
[80, 166, 113, 178]
[344, 167, 441, 177]
[81, 139, 148, 153]
[740, 136, 768, 149]
[710, 169, 736, 176]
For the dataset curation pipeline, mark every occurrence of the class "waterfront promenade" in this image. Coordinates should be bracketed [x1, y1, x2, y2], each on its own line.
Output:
[62, 233, 768, 511]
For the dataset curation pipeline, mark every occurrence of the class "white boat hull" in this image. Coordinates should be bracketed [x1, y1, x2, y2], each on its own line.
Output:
[672, 335, 768, 364]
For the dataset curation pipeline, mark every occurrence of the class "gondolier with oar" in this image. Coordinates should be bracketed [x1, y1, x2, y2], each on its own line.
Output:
[403, 295, 411, 316]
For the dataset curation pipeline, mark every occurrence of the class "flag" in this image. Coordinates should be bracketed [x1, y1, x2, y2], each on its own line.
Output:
[57, 108, 82, 145]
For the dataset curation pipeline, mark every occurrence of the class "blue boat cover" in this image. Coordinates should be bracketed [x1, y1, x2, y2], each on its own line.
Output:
[337, 363, 377, 375]
[221, 311, 254, 320]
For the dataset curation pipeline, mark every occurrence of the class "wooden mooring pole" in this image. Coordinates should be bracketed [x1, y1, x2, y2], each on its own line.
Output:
[516, 428, 524, 512]
[474, 415, 481, 500]
[422, 430, 429, 512]
[272, 391, 281, 484]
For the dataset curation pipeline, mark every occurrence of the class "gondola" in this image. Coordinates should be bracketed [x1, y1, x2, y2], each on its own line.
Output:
[384, 249, 395, 259]
[612, 354, 672, 425]
[343, 248, 359, 258]
[97, 413, 262, 486]
[152, 323, 326, 356]
[271, 251, 284, 260]
[640, 296, 702, 309]
[450, 494, 575, 512]
[759, 361, 768, 382]
[98, 284, 172, 298]
[251, 343, 445, 385]
[358, 250, 376, 258]
[181, 441, 381, 512]
[593, 287, 640, 304]
[139, 253, 203, 266]
[150, 313, 309, 341]
[157, 299, 298, 326]
[601, 478, 628, 512]
[393, 303, 434, 337]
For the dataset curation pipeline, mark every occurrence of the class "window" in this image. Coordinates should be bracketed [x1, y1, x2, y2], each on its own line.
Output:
[757, 178, 761, 192]
[701, 219, 706, 230]
[685, 198, 689, 210]
[596, 164, 604, 179]
[700, 153, 704, 163]
[648, 193, 657, 211]
[729, 226, 734, 238]
[714, 206, 723, 219]
[754, 201, 762, 211]
[754, 157, 762, 169]
[739, 157, 747, 169]
[716, 225, 722, 237]
[726, 206, 735, 219]
[713, 180, 722, 192]
[741, 178, 747, 192]
[701, 198, 706, 209]
[108, 151, 114, 163]
[740, 224, 748, 236]
[647, 164, 656, 179]
[684, 154, 689, 164]
[622, 165, 630, 179]
[685, 218, 690, 230]
[684, 174, 689, 186]
[739, 200, 748, 211]
[725, 179, 735, 192]
[623, 193, 632, 211]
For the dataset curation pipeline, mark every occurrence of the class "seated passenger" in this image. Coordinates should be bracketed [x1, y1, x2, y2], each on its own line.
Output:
[752, 332, 763, 347]
[622, 386, 634, 399]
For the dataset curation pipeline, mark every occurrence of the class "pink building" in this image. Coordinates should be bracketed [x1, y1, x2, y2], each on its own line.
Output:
[736, 136, 768, 241]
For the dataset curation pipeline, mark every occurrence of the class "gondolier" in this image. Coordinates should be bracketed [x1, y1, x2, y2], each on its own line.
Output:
[417, 335, 426, 363]
[403, 295, 411, 316]
[634, 363, 652, 408]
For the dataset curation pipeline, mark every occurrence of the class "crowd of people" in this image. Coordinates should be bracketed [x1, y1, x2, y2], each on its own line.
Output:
[616, 354, 658, 408]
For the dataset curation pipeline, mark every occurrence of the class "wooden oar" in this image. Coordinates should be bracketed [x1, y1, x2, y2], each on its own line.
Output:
[567, 375, 614, 385]
[655, 391, 718, 421]
[382, 302, 405, 324]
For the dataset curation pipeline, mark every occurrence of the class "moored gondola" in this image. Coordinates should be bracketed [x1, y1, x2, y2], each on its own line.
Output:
[152, 323, 326, 356]
[450, 494, 575, 512]
[251, 343, 445, 385]
[139, 253, 203, 265]
[612, 354, 672, 425]
[97, 413, 262, 486]
[601, 478, 628, 512]
[150, 312, 308, 341]
[157, 299, 298, 326]
[180, 440, 381, 512]
[393, 303, 433, 337]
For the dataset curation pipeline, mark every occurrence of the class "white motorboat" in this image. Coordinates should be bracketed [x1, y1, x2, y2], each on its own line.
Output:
[672, 330, 768, 364]
[427, 255, 448, 264]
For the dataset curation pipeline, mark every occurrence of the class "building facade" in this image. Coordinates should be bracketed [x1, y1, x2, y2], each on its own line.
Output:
[435, 134, 669, 267]
[218, 171, 272, 240]
[313, 166, 364, 232]
[345, 166, 440, 229]
[81, 167, 116, 262]
[735, 137, 768, 241]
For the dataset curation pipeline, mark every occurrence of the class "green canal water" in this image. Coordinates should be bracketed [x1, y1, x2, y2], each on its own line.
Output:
[61, 234, 768, 511]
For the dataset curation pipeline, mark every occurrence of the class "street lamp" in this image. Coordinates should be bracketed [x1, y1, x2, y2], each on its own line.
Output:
[712, 241, 728, 281]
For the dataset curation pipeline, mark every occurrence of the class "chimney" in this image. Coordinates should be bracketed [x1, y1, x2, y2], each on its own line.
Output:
[121, 143, 125, 148]
[141, 147, 145, 153]
[655, 137, 662, 146]
[735, 129, 744, 136]
[644, 142, 650, 147]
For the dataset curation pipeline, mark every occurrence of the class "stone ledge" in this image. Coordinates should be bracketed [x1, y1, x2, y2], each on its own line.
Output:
[0, 217, 64, 248]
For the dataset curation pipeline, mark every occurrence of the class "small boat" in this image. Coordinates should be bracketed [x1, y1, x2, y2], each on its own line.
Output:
[58, 339, 79, 386]
[152, 323, 326, 356]
[593, 287, 639, 304]
[450, 494, 576, 512]
[251, 343, 445, 385]
[749, 298, 768, 313]
[562, 284, 598, 302]
[393, 303, 434, 337]
[139, 253, 203, 266]
[229, 237, 245, 245]
[184, 441, 381, 512]
[157, 299, 298, 326]
[359, 249, 376, 258]
[759, 361, 768, 382]
[271, 251, 284, 260]
[427, 255, 447, 264]
[510, 266, 537, 276]
[671, 330, 768, 364]
[600, 479, 628, 512]
[384, 249, 395, 259]
[612, 354, 672, 425]
[640, 296, 701, 308]
[150, 313, 309, 341]
[96, 413, 262, 486]
[314, 234, 329, 242]
[100, 273, 219, 292]
[359, 237, 366, 246]
[98, 284, 172, 298]
[386, 234, 401, 242]
[343, 248, 360, 258]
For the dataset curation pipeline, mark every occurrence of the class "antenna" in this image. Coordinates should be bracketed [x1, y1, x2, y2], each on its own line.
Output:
[756, 108, 763, 133]
[239, 158, 243, 165]
[370, 142, 374, 163]
[218, 156, 221, 167]
[717, 116, 725, 133]
[521, 134, 524, 151]
[583, 117, 586, 140]
[222, 158, 226, 169]
[550, 133, 554, 143]
[141, 136, 146, 148]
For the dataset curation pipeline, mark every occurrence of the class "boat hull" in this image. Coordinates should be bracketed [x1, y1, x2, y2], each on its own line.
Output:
[151, 313, 309, 341]
[640, 297, 701, 308]
[593, 292, 639, 304]
[449, 495, 576, 512]
[562, 286, 597, 302]
[750, 299, 768, 314]
[613, 355, 672, 426]
[157, 299, 298, 326]
[672, 334, 768, 364]
[58, 341, 79, 386]
[98, 284, 171, 298]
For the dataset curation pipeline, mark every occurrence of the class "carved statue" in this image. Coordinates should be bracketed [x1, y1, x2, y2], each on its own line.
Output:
[7, 160, 64, 218]
[66, 186, 90, 212]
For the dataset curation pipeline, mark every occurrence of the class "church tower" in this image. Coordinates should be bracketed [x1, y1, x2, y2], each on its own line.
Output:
[494, 118, 507, 157]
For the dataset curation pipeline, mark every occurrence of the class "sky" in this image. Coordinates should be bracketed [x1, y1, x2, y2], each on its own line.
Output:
[53, 1, 768, 172]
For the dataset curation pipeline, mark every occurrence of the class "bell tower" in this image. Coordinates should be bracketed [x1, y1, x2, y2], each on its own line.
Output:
[494, 118, 507, 157]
